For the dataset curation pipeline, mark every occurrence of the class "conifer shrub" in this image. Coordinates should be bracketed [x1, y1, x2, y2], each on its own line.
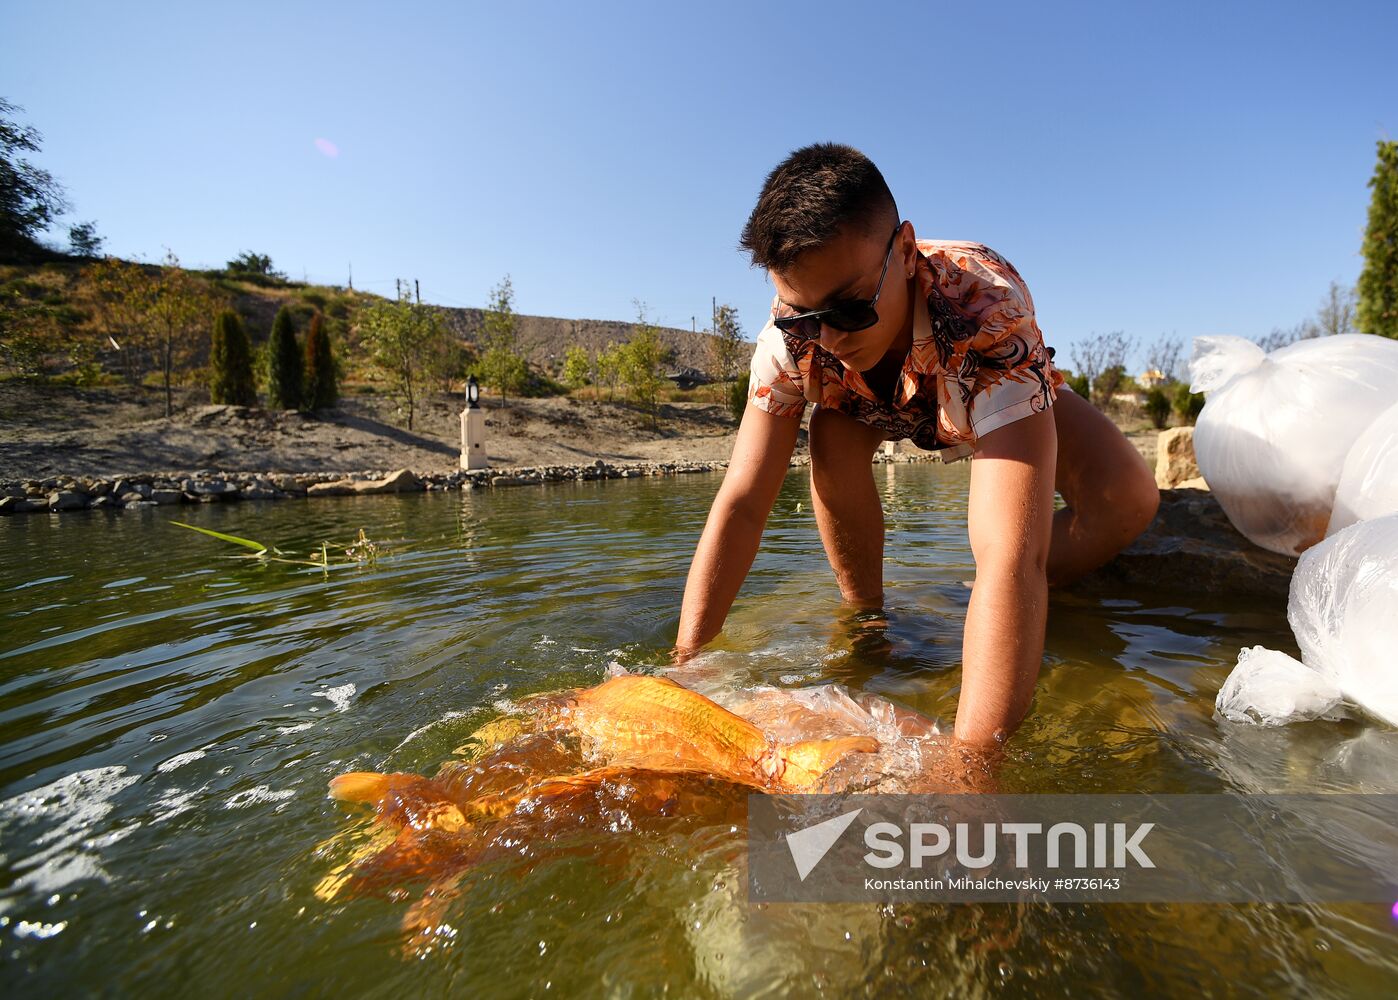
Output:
[267, 305, 303, 410]
[303, 311, 338, 411]
[209, 310, 256, 406]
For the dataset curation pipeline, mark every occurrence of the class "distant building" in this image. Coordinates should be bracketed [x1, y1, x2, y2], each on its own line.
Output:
[1138, 368, 1168, 389]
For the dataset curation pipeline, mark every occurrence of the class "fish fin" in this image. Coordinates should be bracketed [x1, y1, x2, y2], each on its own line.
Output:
[453, 716, 531, 760]
[466, 766, 636, 817]
[778, 736, 879, 789]
[329, 771, 401, 803]
[331, 771, 471, 833]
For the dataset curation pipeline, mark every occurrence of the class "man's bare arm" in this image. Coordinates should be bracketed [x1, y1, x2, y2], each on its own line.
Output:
[956, 407, 1057, 746]
[674, 403, 800, 654]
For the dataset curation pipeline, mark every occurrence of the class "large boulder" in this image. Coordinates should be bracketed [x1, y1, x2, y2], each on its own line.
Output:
[308, 468, 422, 497]
[351, 468, 422, 494]
[307, 481, 354, 496]
[1155, 427, 1200, 489]
[1075, 487, 1296, 603]
[47, 491, 86, 511]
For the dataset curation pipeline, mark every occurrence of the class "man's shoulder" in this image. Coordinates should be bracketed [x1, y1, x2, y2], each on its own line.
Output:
[917, 239, 1032, 304]
[916, 239, 1017, 273]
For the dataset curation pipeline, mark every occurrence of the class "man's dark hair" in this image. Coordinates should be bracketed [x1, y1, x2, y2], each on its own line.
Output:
[739, 143, 899, 272]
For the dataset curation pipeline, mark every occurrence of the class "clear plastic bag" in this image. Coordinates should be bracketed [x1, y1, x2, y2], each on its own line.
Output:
[1288, 513, 1398, 726]
[1189, 333, 1398, 555]
[1216, 513, 1398, 727]
[1215, 645, 1345, 725]
[1327, 399, 1398, 536]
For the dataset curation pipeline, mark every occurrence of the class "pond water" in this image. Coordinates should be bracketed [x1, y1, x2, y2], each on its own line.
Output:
[2, 464, 1395, 997]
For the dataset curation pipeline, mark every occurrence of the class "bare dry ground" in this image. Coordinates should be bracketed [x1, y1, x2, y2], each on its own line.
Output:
[0, 380, 1158, 481]
[0, 381, 765, 479]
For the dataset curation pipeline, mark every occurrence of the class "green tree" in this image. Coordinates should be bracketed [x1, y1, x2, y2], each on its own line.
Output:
[0, 98, 69, 262]
[89, 256, 156, 385]
[481, 274, 518, 348]
[709, 302, 746, 400]
[478, 274, 527, 404]
[1172, 382, 1205, 425]
[266, 305, 303, 409]
[209, 309, 256, 406]
[619, 304, 667, 428]
[303, 311, 338, 411]
[67, 220, 103, 258]
[149, 251, 221, 416]
[358, 285, 448, 430]
[0, 284, 50, 375]
[225, 251, 286, 281]
[1091, 363, 1130, 408]
[1144, 386, 1171, 429]
[1357, 139, 1398, 339]
[479, 346, 527, 404]
[561, 344, 591, 391]
[595, 341, 623, 401]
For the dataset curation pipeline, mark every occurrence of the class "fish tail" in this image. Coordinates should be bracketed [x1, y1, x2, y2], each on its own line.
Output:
[778, 736, 879, 789]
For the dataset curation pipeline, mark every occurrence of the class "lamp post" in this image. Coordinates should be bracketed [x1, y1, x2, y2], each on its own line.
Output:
[460, 375, 488, 470]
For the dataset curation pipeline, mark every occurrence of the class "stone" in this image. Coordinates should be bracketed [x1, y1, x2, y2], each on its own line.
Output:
[150, 489, 184, 505]
[307, 468, 421, 497]
[1177, 477, 1209, 490]
[491, 476, 530, 487]
[1076, 487, 1297, 603]
[1155, 426, 1200, 489]
[352, 468, 421, 494]
[119, 491, 146, 505]
[241, 486, 278, 500]
[89, 495, 114, 509]
[48, 491, 86, 511]
[189, 480, 238, 498]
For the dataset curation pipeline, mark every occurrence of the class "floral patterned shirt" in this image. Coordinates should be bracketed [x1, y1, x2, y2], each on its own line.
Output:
[747, 238, 1063, 462]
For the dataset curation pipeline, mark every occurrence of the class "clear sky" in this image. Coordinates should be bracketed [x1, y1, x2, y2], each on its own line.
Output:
[3, 1, 1394, 365]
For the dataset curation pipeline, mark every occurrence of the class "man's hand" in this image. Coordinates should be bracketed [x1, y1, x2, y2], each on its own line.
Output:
[956, 407, 1057, 747]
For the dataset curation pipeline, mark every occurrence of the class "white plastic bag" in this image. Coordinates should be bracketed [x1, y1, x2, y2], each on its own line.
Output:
[1216, 514, 1398, 727]
[1288, 513, 1398, 726]
[1215, 645, 1345, 725]
[1327, 398, 1398, 536]
[1189, 333, 1398, 556]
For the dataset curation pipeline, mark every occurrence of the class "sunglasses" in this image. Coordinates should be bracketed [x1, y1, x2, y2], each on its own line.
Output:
[773, 221, 904, 341]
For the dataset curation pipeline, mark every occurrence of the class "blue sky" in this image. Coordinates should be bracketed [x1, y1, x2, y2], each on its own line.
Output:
[3, 1, 1394, 366]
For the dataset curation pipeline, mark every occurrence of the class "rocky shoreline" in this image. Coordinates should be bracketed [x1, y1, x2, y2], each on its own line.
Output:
[0, 450, 947, 516]
[0, 461, 727, 514]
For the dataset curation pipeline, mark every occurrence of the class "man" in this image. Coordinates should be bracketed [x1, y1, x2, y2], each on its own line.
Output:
[674, 143, 1159, 748]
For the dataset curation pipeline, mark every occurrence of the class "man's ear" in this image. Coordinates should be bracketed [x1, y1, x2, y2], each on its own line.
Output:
[899, 221, 917, 279]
